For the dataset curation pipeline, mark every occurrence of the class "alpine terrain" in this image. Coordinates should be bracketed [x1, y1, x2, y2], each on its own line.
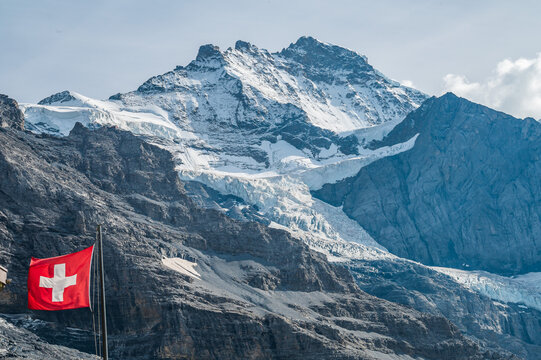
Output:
[1, 37, 540, 359]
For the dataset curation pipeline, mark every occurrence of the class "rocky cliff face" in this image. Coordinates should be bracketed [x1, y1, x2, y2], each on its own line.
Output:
[0, 122, 513, 359]
[348, 258, 541, 360]
[314, 93, 541, 275]
[0, 94, 24, 130]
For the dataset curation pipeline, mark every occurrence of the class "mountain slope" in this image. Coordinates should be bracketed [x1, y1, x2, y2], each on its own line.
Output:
[13, 37, 541, 358]
[0, 122, 512, 359]
[314, 93, 541, 275]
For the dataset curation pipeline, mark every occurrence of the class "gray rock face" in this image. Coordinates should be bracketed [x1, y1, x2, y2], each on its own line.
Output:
[0, 123, 512, 359]
[0, 94, 24, 130]
[0, 314, 97, 359]
[314, 93, 541, 275]
[348, 258, 541, 360]
[201, 180, 541, 358]
[183, 180, 272, 225]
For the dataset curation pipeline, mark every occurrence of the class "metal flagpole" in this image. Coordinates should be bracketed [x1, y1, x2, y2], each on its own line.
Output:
[97, 225, 109, 360]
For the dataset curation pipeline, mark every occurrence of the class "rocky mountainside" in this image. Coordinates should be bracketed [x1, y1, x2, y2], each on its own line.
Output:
[0, 118, 512, 359]
[6, 37, 541, 359]
[348, 257, 541, 360]
[314, 93, 541, 275]
[0, 94, 24, 130]
[19, 37, 431, 286]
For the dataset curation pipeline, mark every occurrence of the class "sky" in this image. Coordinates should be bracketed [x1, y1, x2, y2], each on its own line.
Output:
[1, 0, 541, 118]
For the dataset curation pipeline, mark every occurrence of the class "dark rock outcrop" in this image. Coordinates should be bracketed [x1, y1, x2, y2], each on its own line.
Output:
[314, 93, 541, 275]
[183, 180, 272, 225]
[0, 123, 513, 359]
[0, 94, 24, 130]
[37, 90, 77, 105]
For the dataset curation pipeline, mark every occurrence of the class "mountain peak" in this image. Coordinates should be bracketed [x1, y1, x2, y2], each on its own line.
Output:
[438, 91, 460, 102]
[32, 37, 427, 137]
[427, 92, 498, 116]
[38, 90, 77, 105]
[0, 94, 24, 130]
[291, 35, 324, 47]
[372, 92, 518, 150]
[319, 89, 541, 276]
[279, 36, 370, 71]
[283, 36, 335, 54]
[195, 44, 224, 62]
[441, 91, 458, 98]
[234, 40, 254, 51]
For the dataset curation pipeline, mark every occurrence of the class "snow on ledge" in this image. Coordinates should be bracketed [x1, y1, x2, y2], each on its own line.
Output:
[162, 258, 201, 279]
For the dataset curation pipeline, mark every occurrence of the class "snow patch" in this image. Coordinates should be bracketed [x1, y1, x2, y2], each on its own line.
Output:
[162, 258, 201, 279]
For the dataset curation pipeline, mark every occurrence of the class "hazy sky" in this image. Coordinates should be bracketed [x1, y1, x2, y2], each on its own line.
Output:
[1, 0, 541, 117]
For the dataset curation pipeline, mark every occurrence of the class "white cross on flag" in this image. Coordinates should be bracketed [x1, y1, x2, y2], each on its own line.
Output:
[27, 245, 94, 310]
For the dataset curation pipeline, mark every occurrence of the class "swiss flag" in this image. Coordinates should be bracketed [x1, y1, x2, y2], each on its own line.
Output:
[28, 245, 94, 311]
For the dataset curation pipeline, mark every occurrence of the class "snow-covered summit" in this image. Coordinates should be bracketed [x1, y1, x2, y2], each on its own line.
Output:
[38, 90, 78, 105]
[24, 37, 428, 179]
[279, 36, 371, 74]
[120, 36, 426, 135]
[27, 37, 426, 158]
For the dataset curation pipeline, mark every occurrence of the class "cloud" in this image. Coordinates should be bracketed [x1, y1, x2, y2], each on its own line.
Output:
[400, 80, 414, 88]
[443, 53, 541, 119]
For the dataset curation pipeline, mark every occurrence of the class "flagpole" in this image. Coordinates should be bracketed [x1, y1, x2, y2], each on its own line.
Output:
[97, 225, 109, 360]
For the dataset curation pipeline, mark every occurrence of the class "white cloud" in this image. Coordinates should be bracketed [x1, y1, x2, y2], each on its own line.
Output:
[400, 80, 414, 88]
[443, 53, 541, 119]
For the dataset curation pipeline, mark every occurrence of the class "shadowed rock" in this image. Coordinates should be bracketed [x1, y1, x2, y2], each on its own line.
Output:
[0, 94, 24, 130]
[314, 93, 541, 275]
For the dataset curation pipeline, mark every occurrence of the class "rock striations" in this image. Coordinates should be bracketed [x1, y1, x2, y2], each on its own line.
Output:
[314, 93, 541, 275]
[0, 118, 513, 359]
[0, 94, 24, 130]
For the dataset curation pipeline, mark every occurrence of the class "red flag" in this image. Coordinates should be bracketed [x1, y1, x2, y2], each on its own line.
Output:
[28, 245, 94, 310]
